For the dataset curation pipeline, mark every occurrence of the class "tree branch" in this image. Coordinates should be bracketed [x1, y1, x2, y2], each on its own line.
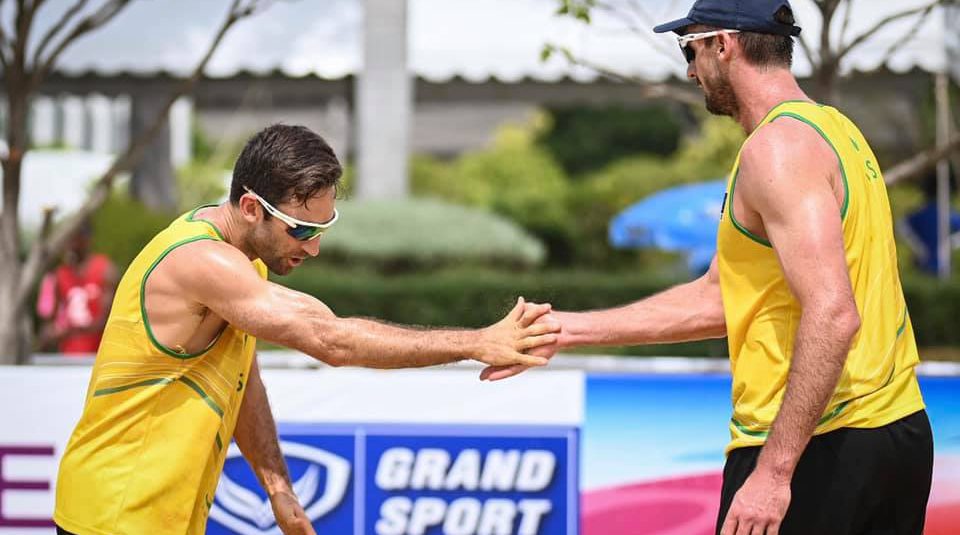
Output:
[30, 0, 132, 89]
[17, 0, 262, 308]
[13, 0, 38, 74]
[544, 44, 702, 106]
[884, 135, 960, 185]
[797, 32, 817, 71]
[819, 0, 839, 68]
[31, 0, 90, 70]
[616, 0, 681, 62]
[838, 0, 854, 44]
[0, 0, 11, 72]
[836, 1, 941, 61]
[874, 3, 938, 67]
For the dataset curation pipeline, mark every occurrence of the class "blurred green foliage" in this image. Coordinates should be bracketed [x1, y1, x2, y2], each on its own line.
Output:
[278, 264, 726, 356]
[413, 110, 744, 267]
[537, 104, 682, 176]
[315, 198, 546, 272]
[413, 116, 575, 262]
[78, 108, 960, 355]
[177, 161, 229, 212]
[278, 264, 960, 354]
[91, 192, 171, 270]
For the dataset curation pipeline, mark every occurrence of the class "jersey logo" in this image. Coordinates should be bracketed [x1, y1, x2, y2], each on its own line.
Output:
[210, 441, 351, 534]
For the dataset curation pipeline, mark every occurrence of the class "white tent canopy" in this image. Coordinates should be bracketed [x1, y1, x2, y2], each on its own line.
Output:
[30, 0, 957, 82]
[5, 0, 956, 230]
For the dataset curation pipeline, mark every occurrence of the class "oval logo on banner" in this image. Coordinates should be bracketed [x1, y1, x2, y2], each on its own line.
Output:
[209, 440, 352, 535]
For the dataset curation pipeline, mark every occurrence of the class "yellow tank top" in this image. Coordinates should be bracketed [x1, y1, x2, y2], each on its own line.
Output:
[55, 205, 266, 535]
[717, 101, 925, 453]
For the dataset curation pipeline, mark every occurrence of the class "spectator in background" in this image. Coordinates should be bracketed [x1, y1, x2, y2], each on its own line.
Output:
[36, 219, 117, 354]
[899, 167, 960, 275]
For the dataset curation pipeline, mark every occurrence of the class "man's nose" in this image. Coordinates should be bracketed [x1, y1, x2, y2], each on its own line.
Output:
[302, 237, 321, 257]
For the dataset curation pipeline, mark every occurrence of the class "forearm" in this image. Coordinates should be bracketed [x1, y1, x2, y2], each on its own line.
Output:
[256, 287, 478, 368]
[234, 360, 291, 497]
[307, 317, 475, 369]
[755, 308, 859, 480]
[555, 276, 726, 348]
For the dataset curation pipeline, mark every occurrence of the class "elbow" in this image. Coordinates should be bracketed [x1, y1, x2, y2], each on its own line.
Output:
[321, 354, 348, 368]
[304, 318, 351, 368]
[842, 309, 861, 341]
[828, 302, 861, 343]
[312, 342, 351, 368]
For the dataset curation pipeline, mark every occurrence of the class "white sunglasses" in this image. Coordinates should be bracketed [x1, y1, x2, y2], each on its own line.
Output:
[677, 29, 740, 63]
[243, 186, 338, 241]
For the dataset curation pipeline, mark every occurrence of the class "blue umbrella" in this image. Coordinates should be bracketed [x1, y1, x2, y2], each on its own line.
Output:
[609, 179, 727, 274]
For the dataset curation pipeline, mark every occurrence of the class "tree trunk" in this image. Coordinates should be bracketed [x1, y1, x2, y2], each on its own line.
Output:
[813, 62, 839, 105]
[1, 88, 29, 365]
[130, 92, 176, 211]
[0, 251, 22, 365]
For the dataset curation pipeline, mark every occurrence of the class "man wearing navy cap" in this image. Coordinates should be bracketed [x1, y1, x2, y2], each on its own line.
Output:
[653, 2, 933, 533]
[483, 1, 933, 534]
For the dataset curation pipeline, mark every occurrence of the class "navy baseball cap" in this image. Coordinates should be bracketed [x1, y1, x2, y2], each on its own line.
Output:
[653, 0, 802, 36]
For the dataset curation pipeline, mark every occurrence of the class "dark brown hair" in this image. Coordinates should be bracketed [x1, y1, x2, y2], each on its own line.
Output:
[736, 6, 796, 69]
[229, 124, 342, 209]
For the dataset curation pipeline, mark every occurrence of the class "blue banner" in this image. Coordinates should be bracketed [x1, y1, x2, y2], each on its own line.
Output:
[208, 424, 579, 535]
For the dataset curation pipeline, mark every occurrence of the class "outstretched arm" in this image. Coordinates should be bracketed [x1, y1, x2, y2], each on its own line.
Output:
[173, 243, 557, 370]
[552, 256, 726, 347]
[481, 257, 725, 381]
[234, 358, 314, 535]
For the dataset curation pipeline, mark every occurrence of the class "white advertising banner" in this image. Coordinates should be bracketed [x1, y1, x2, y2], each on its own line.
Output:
[0, 364, 583, 535]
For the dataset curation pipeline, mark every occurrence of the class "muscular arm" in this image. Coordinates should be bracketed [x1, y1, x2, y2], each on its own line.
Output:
[170, 245, 553, 369]
[233, 358, 290, 496]
[480, 258, 725, 381]
[740, 120, 861, 482]
[234, 358, 314, 533]
[552, 256, 726, 348]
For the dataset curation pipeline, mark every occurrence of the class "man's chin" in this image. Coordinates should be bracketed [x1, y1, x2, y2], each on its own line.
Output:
[265, 261, 293, 276]
[705, 98, 728, 117]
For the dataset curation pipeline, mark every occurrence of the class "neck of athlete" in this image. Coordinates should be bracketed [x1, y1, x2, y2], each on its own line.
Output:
[199, 203, 259, 261]
[730, 65, 811, 134]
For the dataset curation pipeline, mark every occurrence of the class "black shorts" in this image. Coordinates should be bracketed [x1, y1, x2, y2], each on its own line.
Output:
[56, 526, 76, 535]
[717, 410, 933, 535]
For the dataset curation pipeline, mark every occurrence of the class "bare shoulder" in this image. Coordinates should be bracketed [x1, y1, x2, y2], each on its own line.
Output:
[156, 239, 263, 298]
[738, 118, 839, 201]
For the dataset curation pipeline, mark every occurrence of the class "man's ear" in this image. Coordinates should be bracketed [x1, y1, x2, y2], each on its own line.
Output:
[238, 195, 261, 223]
[716, 31, 738, 61]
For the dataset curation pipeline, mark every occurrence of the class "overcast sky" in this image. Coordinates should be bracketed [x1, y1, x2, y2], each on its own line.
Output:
[17, 0, 955, 81]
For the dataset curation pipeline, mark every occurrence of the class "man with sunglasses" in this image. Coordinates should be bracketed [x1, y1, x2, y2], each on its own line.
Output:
[54, 124, 559, 535]
[482, 1, 933, 534]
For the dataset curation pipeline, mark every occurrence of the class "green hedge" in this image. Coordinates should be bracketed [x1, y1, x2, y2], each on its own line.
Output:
[537, 104, 683, 176]
[900, 276, 960, 347]
[92, 194, 172, 270]
[278, 267, 722, 356]
[316, 198, 546, 271]
[277, 267, 960, 355]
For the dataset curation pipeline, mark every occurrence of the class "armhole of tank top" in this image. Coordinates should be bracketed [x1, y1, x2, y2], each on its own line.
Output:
[728, 167, 774, 248]
[769, 112, 851, 221]
[140, 236, 223, 359]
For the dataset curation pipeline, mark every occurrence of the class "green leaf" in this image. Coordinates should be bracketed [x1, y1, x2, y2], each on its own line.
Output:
[574, 5, 591, 23]
[540, 45, 555, 62]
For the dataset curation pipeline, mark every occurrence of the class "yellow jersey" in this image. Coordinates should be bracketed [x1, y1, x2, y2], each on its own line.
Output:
[55, 206, 266, 534]
[717, 101, 925, 453]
